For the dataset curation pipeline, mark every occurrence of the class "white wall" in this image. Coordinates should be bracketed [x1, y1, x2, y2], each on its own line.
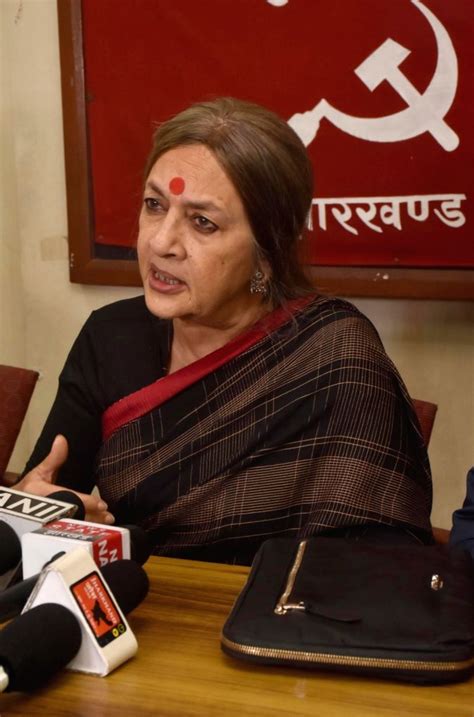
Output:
[1, 0, 472, 529]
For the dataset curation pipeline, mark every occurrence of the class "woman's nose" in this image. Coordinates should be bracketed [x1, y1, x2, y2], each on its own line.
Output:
[149, 213, 185, 258]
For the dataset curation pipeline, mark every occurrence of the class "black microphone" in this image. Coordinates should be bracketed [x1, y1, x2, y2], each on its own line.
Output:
[100, 559, 150, 615]
[0, 603, 82, 692]
[0, 522, 21, 575]
[0, 552, 65, 622]
[0, 556, 149, 621]
[120, 525, 152, 565]
[48, 490, 86, 521]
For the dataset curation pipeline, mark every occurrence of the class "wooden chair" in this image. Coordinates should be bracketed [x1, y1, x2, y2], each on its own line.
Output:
[0, 364, 39, 484]
[411, 398, 438, 448]
[411, 397, 449, 545]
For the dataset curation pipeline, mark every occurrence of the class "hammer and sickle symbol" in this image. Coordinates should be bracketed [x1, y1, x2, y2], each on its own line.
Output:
[288, 0, 459, 151]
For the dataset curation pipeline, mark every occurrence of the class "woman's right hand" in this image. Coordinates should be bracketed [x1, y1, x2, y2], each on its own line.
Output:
[14, 434, 114, 524]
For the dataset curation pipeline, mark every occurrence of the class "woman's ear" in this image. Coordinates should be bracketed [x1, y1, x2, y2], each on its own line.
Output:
[258, 257, 272, 283]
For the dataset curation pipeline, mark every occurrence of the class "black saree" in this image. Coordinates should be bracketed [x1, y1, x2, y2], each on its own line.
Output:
[96, 296, 432, 564]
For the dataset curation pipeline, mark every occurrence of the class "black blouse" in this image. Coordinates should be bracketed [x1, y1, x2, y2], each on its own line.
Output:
[23, 296, 171, 492]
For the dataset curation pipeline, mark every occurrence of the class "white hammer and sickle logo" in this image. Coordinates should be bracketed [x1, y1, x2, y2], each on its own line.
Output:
[288, 0, 459, 151]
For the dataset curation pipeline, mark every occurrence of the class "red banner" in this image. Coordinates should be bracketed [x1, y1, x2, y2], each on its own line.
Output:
[82, 0, 473, 268]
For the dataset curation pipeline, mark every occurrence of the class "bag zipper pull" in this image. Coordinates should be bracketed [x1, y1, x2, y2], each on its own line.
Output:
[274, 601, 306, 615]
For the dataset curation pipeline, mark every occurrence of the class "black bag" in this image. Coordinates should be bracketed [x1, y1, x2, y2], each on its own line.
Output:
[221, 537, 474, 683]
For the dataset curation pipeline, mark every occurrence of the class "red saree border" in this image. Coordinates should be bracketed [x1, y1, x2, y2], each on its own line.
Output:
[102, 295, 315, 441]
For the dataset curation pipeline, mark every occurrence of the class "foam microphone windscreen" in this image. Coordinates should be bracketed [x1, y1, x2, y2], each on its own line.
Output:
[0, 555, 148, 623]
[0, 522, 21, 575]
[48, 491, 86, 521]
[0, 603, 82, 692]
[121, 525, 152, 565]
[101, 559, 150, 615]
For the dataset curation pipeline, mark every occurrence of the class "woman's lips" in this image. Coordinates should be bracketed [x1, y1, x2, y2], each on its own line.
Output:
[148, 266, 185, 294]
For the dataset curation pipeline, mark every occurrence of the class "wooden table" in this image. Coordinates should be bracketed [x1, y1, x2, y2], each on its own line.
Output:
[1, 556, 472, 716]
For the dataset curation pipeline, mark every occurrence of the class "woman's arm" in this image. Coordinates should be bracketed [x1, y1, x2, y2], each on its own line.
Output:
[17, 314, 112, 523]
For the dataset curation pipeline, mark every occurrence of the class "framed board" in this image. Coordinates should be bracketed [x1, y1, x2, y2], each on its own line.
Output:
[58, 0, 473, 299]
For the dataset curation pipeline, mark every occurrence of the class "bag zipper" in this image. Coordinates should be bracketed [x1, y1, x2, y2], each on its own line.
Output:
[221, 634, 474, 673]
[274, 539, 308, 615]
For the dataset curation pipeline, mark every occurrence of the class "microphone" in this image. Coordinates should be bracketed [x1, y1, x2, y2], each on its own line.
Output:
[0, 603, 82, 692]
[0, 556, 149, 622]
[0, 490, 84, 588]
[0, 552, 65, 622]
[121, 524, 152, 566]
[0, 521, 21, 575]
[0, 486, 83, 539]
[24, 549, 142, 676]
[21, 520, 151, 579]
[48, 490, 86, 521]
[99, 559, 150, 616]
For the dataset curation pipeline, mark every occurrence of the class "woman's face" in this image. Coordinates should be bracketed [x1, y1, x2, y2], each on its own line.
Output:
[138, 144, 267, 328]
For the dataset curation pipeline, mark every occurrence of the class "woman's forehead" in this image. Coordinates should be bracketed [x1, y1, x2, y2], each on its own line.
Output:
[169, 176, 186, 195]
[150, 145, 220, 180]
[147, 145, 240, 206]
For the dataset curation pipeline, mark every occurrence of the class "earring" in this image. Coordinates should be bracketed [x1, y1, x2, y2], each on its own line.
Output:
[250, 270, 269, 299]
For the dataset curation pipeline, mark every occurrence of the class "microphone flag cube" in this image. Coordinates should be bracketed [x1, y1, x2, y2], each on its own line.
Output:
[21, 519, 131, 579]
[23, 548, 138, 676]
[0, 487, 79, 537]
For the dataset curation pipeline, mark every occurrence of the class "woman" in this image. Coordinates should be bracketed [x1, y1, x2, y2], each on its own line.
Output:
[17, 98, 432, 564]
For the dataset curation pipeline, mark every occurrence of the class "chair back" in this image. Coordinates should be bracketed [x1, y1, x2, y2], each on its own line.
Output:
[411, 398, 438, 447]
[0, 364, 39, 478]
[411, 397, 447, 543]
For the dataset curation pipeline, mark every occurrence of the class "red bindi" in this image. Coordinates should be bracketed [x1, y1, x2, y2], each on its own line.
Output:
[169, 176, 185, 195]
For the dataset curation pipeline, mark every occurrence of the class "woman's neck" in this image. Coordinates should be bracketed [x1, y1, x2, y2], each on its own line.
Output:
[169, 304, 271, 374]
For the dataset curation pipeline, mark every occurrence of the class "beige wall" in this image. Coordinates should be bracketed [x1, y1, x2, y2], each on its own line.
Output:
[1, 0, 28, 461]
[0, 0, 141, 472]
[1, 0, 472, 529]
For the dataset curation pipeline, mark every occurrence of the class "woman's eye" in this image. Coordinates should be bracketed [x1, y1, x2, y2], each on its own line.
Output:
[143, 197, 164, 213]
[193, 215, 218, 233]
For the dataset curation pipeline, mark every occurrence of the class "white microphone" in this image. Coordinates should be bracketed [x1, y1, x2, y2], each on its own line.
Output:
[23, 548, 140, 676]
[0, 488, 84, 590]
[21, 519, 150, 579]
[0, 555, 150, 690]
[0, 486, 84, 539]
[0, 553, 150, 623]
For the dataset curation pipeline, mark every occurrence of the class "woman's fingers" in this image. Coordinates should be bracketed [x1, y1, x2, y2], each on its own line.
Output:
[14, 434, 114, 524]
[72, 490, 115, 524]
[15, 478, 114, 524]
[35, 434, 69, 483]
